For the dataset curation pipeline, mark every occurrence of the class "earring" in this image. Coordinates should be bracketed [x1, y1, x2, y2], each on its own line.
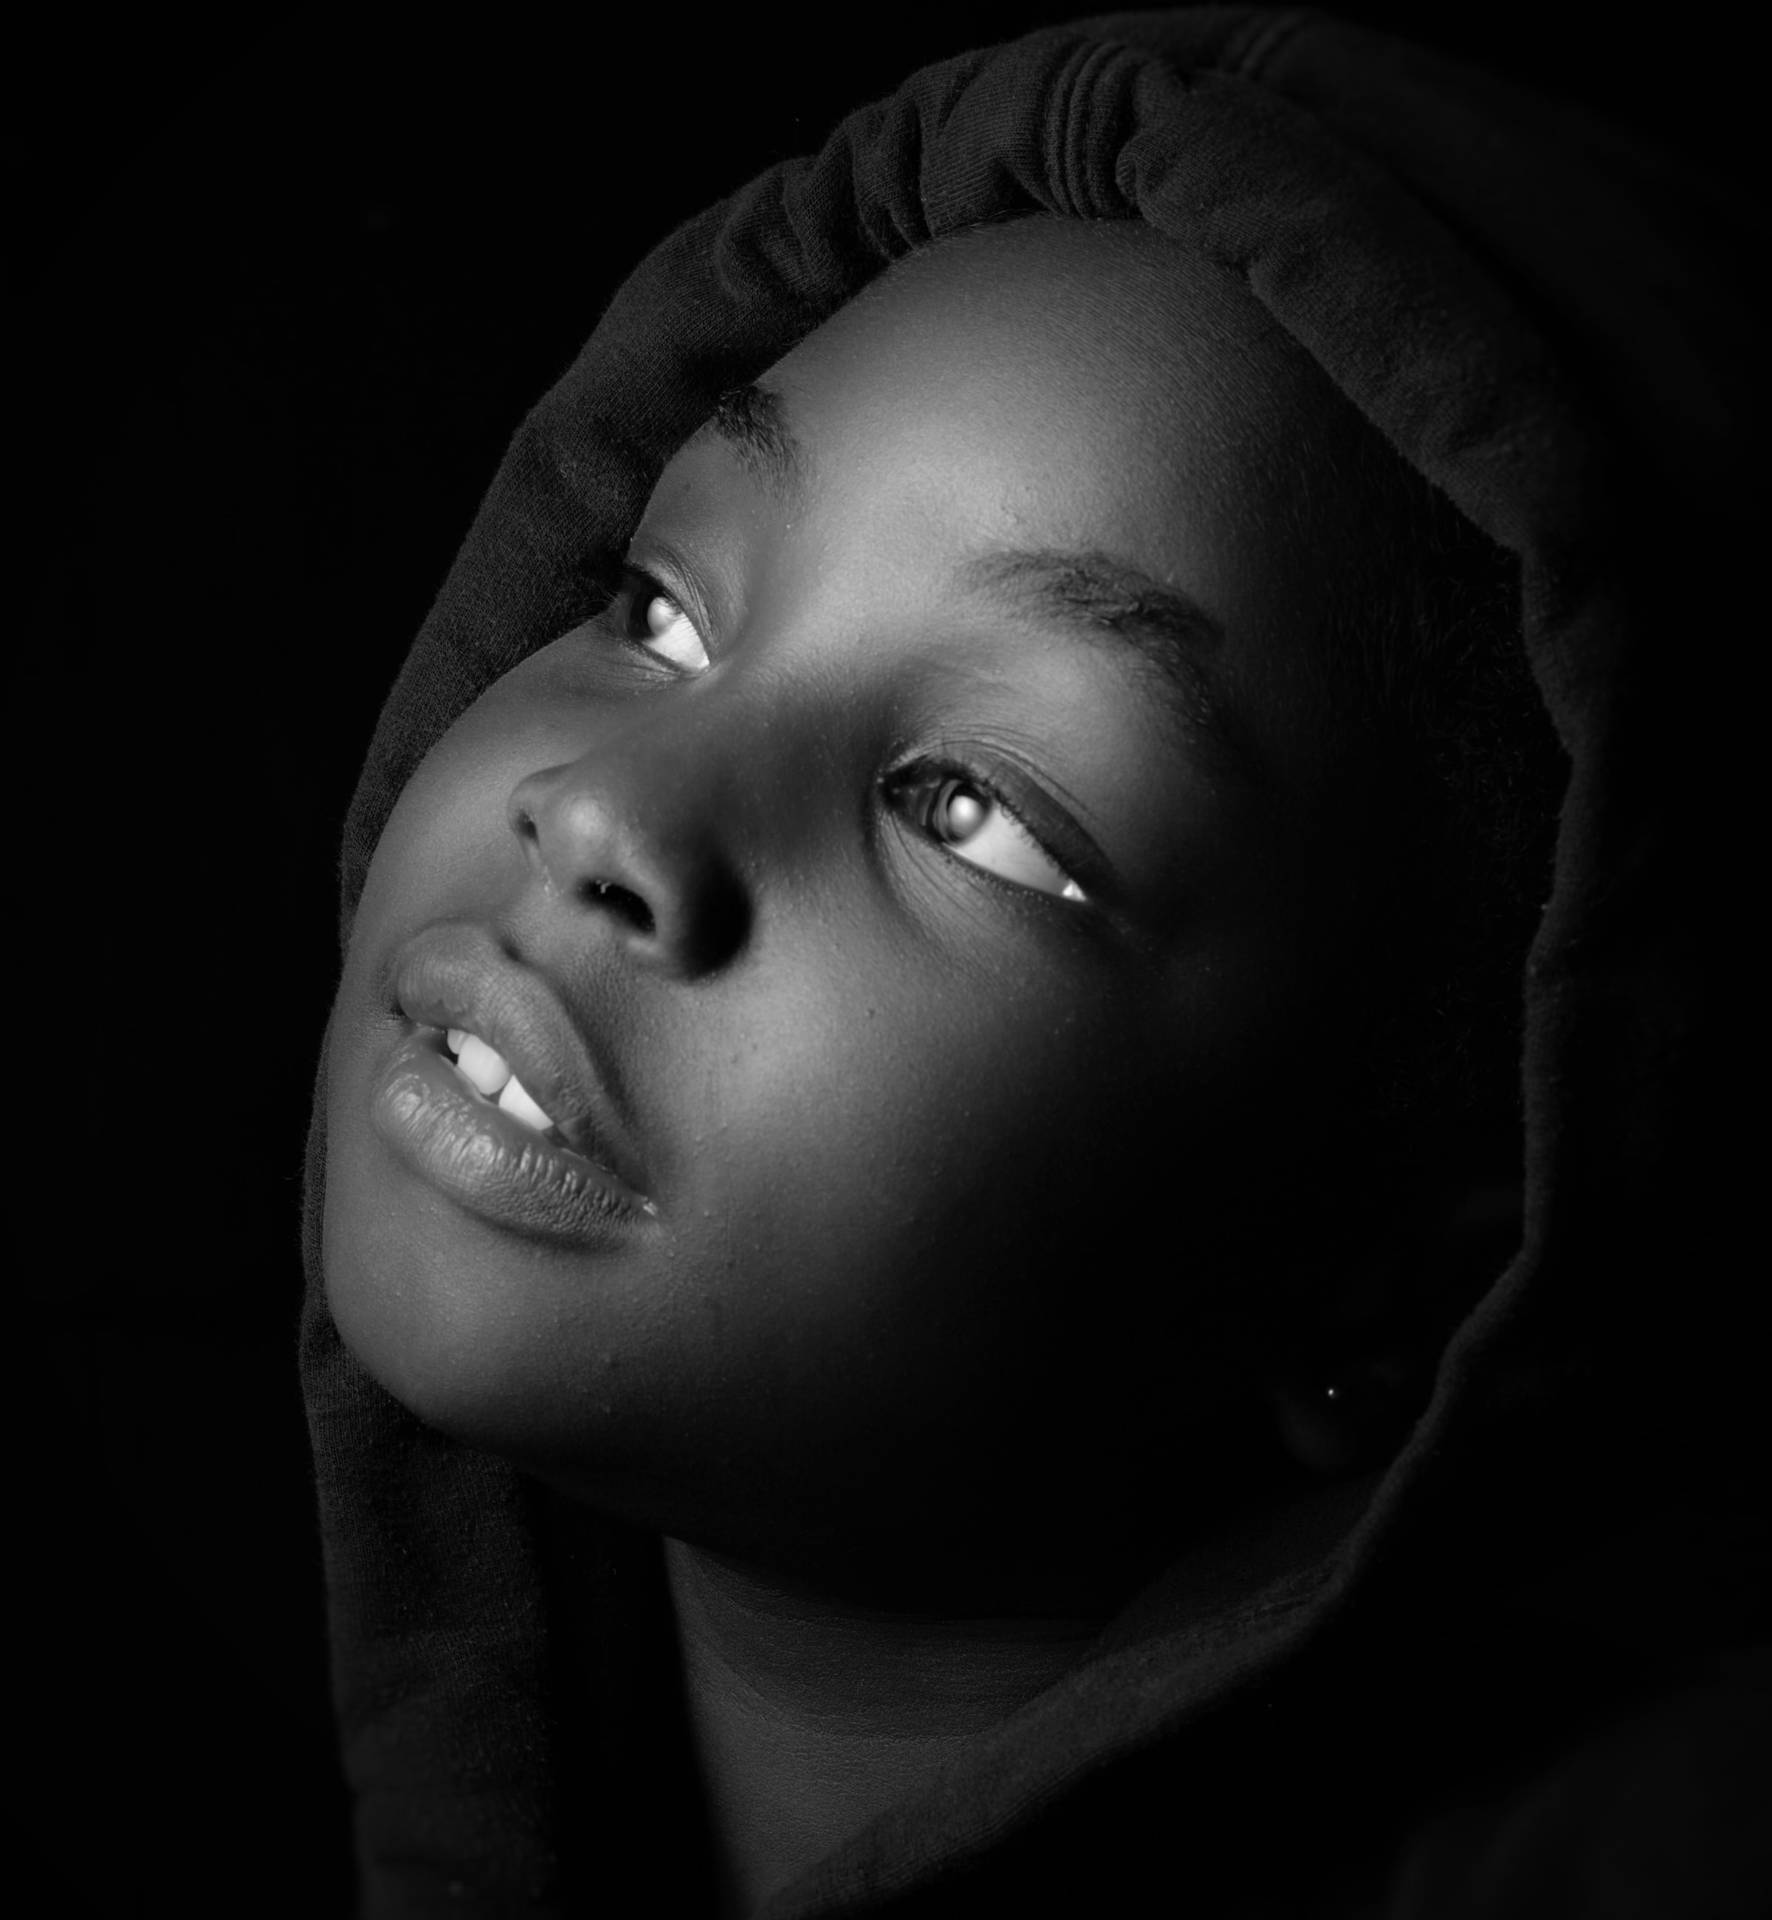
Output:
[1272, 1355, 1425, 1477]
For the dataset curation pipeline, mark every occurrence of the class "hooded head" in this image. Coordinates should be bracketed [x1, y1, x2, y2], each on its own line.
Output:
[301, 9, 1759, 1911]
[320, 207, 1557, 1611]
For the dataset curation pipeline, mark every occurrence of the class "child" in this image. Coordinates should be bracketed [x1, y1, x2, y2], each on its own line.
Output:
[306, 8, 1765, 1915]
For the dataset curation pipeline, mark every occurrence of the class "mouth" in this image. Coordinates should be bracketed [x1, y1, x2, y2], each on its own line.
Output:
[368, 923, 656, 1245]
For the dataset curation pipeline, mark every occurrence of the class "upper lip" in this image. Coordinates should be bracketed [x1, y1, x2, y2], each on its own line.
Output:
[390, 921, 645, 1193]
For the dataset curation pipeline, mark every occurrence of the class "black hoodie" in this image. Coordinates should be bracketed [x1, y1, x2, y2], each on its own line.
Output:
[300, 8, 1769, 1914]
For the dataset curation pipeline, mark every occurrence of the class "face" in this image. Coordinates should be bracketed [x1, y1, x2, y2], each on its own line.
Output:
[324, 216, 1401, 1612]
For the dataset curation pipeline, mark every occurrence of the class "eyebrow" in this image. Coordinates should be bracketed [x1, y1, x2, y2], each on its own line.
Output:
[953, 546, 1257, 782]
[696, 384, 1253, 780]
[698, 381, 807, 504]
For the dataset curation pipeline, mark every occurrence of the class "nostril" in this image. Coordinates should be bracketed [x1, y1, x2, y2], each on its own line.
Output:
[580, 878, 656, 937]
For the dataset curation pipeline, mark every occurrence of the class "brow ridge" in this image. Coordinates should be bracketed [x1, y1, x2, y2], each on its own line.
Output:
[955, 545, 1256, 781]
[700, 381, 806, 504]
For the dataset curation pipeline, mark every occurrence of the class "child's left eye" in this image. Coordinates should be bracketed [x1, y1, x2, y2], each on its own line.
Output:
[893, 769, 1085, 902]
[633, 586, 710, 674]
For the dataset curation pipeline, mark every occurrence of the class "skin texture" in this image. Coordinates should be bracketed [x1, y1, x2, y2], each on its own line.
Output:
[324, 216, 1443, 1911]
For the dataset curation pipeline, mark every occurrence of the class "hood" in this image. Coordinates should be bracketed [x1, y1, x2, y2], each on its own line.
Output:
[301, 8, 1765, 1913]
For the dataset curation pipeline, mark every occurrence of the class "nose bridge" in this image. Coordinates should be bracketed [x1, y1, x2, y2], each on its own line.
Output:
[566, 680, 736, 853]
[508, 676, 763, 974]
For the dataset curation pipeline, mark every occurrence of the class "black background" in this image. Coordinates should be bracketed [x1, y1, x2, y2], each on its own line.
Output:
[24, 7, 1749, 1912]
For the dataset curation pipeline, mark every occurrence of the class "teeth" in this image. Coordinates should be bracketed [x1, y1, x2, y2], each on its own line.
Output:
[454, 1033, 512, 1098]
[497, 1073, 556, 1133]
[442, 1028, 558, 1134]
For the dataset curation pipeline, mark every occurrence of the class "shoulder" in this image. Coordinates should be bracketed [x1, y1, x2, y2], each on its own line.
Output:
[1378, 1647, 1772, 1920]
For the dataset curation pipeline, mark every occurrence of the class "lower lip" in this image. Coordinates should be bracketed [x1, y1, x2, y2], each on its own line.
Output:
[369, 1026, 656, 1246]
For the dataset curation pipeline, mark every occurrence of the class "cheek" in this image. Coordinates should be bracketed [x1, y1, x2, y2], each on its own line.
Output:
[660, 888, 1347, 1421]
[595, 931, 1299, 1554]
[659, 929, 1208, 1361]
[350, 722, 524, 938]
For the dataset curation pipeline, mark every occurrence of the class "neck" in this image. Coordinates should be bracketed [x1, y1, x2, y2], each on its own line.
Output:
[665, 1539, 1108, 1917]
[663, 1472, 1378, 1916]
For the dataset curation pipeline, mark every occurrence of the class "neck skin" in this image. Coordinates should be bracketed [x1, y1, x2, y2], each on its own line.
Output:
[665, 1539, 1108, 1919]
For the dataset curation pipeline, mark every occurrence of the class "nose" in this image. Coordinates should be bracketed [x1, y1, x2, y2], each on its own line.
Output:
[506, 708, 752, 976]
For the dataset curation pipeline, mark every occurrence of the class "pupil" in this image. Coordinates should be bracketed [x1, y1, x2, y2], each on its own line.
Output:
[938, 781, 986, 842]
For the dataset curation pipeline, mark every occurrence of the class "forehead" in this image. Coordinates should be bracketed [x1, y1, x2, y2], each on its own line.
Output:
[752, 218, 1336, 586]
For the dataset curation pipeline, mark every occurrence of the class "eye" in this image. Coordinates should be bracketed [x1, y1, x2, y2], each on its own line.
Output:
[602, 563, 709, 674]
[895, 770, 1085, 902]
[633, 583, 710, 674]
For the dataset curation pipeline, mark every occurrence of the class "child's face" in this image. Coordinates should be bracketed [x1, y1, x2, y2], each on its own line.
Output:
[324, 217, 1397, 1608]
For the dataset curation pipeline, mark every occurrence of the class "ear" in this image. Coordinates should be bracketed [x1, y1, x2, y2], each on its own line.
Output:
[1261, 1178, 1524, 1477]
